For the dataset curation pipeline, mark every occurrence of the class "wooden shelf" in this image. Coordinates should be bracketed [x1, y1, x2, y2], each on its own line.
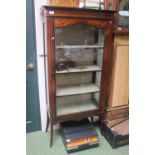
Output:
[56, 45, 104, 49]
[57, 99, 98, 116]
[56, 83, 100, 96]
[56, 65, 101, 74]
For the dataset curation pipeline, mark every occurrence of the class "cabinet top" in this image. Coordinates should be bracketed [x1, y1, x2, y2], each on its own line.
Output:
[42, 6, 116, 13]
[41, 6, 116, 19]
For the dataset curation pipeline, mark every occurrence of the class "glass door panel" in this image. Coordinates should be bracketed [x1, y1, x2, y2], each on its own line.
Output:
[54, 24, 105, 116]
[118, 0, 129, 27]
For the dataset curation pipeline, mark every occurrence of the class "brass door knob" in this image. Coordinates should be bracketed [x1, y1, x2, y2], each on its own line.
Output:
[27, 63, 35, 70]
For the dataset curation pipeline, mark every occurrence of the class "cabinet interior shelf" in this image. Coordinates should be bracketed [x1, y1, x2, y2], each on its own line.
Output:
[57, 99, 98, 116]
[56, 65, 101, 74]
[56, 45, 104, 49]
[56, 83, 100, 96]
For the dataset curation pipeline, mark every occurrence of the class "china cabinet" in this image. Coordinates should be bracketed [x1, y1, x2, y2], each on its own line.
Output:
[41, 6, 115, 146]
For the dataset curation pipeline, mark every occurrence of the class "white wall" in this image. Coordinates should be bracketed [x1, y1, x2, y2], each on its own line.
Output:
[34, 0, 48, 131]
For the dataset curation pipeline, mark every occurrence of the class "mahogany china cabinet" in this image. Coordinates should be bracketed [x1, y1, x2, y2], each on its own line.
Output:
[41, 6, 115, 146]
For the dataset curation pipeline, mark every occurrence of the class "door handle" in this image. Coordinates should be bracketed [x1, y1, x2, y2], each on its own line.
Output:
[26, 63, 35, 70]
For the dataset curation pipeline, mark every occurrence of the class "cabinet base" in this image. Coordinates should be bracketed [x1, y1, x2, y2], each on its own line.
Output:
[104, 106, 129, 120]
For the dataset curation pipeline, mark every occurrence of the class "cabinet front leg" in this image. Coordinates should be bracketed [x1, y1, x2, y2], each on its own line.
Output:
[99, 112, 104, 134]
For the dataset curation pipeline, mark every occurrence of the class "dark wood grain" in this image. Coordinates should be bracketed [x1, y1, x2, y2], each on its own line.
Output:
[41, 6, 115, 20]
[54, 18, 107, 29]
[99, 21, 113, 110]
[46, 17, 56, 146]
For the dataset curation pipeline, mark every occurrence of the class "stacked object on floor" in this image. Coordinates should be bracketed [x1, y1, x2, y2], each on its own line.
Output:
[101, 117, 129, 148]
[60, 118, 99, 153]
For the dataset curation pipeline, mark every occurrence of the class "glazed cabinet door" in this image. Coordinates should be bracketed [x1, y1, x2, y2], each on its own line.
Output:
[46, 17, 113, 120]
[54, 19, 111, 118]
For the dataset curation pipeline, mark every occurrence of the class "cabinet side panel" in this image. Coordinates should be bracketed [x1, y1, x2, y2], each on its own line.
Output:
[109, 45, 129, 107]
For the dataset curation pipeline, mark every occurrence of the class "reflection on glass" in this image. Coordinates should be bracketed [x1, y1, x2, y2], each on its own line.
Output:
[54, 24, 105, 116]
[119, 0, 129, 27]
[107, 0, 113, 10]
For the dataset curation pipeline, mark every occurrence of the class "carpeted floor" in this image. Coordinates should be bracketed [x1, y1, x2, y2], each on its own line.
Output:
[26, 127, 129, 155]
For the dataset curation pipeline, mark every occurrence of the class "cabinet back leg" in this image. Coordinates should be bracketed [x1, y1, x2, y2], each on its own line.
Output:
[50, 122, 53, 147]
[46, 114, 50, 132]
[90, 116, 94, 123]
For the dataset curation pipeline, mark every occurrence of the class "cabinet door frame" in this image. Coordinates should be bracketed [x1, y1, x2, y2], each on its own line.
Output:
[45, 17, 113, 123]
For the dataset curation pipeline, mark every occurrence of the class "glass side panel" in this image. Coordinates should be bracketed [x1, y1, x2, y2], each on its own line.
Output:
[54, 24, 105, 116]
[118, 0, 129, 27]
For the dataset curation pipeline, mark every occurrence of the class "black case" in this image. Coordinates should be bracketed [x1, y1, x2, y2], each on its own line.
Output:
[60, 119, 99, 153]
[101, 120, 129, 148]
